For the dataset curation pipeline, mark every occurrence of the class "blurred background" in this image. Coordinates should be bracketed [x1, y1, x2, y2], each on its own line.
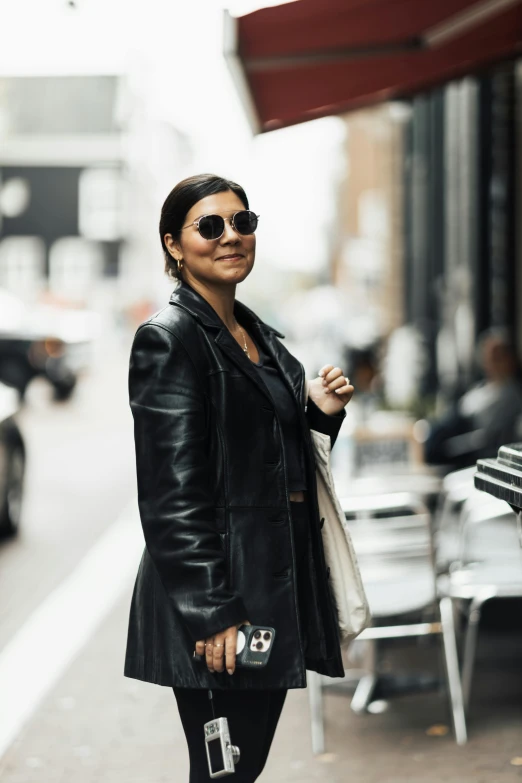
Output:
[1, 0, 522, 781]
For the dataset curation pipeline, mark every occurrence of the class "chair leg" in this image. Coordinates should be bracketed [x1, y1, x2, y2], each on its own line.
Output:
[439, 596, 467, 745]
[462, 597, 485, 711]
[350, 674, 378, 714]
[307, 671, 325, 755]
[351, 639, 377, 714]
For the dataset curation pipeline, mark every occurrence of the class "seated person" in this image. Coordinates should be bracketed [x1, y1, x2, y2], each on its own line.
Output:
[425, 330, 522, 469]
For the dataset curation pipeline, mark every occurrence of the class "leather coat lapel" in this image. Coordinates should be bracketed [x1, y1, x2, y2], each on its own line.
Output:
[169, 280, 304, 409]
[214, 326, 274, 407]
[252, 324, 305, 411]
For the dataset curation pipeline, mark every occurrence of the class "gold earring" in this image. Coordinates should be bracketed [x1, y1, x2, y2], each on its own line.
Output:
[177, 258, 184, 273]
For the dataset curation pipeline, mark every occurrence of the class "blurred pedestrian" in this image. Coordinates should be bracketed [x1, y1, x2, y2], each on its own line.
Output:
[124, 174, 354, 782]
[425, 329, 522, 469]
[345, 346, 383, 422]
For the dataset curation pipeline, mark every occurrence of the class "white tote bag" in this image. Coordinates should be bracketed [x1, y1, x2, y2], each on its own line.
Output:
[307, 402, 371, 643]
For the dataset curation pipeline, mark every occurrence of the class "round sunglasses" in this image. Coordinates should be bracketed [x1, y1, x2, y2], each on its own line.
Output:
[181, 210, 259, 241]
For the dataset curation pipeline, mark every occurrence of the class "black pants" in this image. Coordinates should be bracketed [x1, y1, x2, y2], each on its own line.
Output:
[173, 687, 287, 782]
[172, 501, 308, 782]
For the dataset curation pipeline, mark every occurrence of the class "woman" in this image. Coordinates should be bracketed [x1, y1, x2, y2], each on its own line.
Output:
[124, 174, 354, 782]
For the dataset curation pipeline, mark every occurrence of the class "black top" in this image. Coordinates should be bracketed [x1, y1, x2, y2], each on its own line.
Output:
[251, 340, 307, 491]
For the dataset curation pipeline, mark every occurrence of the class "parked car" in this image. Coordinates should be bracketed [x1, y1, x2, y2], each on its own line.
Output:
[0, 381, 25, 536]
[0, 288, 100, 401]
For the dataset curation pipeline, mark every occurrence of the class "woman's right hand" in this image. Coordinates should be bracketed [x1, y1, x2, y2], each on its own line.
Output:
[195, 620, 251, 675]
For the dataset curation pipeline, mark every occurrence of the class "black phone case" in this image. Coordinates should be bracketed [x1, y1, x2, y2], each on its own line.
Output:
[235, 624, 276, 668]
[192, 624, 276, 670]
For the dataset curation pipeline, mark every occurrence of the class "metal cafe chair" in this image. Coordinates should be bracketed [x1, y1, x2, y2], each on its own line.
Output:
[435, 469, 507, 576]
[434, 467, 477, 551]
[307, 492, 467, 752]
[345, 471, 443, 503]
[437, 498, 522, 711]
[456, 496, 519, 565]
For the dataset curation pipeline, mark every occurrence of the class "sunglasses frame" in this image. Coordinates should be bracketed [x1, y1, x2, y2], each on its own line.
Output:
[181, 210, 260, 241]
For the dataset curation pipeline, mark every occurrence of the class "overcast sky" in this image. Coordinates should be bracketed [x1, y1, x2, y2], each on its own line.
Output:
[0, 0, 345, 274]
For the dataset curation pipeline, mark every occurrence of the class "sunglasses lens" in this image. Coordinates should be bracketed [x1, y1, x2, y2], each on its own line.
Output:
[233, 211, 258, 235]
[198, 215, 225, 240]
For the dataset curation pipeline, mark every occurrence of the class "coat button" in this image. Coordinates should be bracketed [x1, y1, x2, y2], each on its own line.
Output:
[320, 517, 325, 529]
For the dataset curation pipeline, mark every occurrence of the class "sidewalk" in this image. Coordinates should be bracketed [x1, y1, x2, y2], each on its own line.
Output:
[1, 584, 522, 783]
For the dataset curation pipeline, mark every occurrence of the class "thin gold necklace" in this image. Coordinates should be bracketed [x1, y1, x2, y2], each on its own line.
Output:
[234, 319, 250, 359]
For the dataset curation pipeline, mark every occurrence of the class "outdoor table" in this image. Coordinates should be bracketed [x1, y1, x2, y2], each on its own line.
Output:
[474, 443, 522, 546]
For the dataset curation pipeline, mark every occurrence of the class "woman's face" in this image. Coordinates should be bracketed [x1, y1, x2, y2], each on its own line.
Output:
[165, 190, 256, 287]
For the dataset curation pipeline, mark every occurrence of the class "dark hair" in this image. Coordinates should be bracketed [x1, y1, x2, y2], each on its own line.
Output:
[159, 173, 249, 280]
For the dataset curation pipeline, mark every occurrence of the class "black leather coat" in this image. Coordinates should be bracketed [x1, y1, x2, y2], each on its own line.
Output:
[124, 280, 346, 690]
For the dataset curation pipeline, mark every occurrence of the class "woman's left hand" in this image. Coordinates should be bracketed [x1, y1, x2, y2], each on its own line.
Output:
[308, 364, 354, 416]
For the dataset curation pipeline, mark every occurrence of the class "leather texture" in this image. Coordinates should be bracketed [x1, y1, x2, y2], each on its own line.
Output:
[124, 279, 346, 689]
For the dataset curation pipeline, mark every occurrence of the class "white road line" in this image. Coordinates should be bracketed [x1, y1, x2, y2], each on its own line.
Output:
[0, 500, 144, 759]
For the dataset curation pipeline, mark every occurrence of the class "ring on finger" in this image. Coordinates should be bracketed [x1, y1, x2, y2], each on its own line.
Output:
[214, 643, 224, 648]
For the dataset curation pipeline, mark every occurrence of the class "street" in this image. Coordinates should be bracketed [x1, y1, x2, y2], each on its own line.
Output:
[1, 335, 522, 783]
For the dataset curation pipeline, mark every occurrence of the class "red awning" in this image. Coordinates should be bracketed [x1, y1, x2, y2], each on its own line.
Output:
[225, 0, 522, 133]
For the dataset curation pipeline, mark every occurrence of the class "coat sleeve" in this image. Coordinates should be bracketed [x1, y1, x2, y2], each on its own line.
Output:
[129, 322, 248, 641]
[305, 397, 346, 449]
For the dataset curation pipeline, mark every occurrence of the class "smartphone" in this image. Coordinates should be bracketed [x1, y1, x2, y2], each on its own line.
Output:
[192, 624, 276, 669]
[235, 624, 276, 668]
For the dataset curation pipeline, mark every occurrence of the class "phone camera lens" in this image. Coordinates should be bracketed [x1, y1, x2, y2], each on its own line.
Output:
[263, 632, 270, 640]
[255, 641, 263, 650]
[254, 630, 262, 639]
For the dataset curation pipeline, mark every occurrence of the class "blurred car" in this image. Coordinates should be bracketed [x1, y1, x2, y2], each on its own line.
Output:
[0, 381, 25, 536]
[0, 288, 100, 400]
